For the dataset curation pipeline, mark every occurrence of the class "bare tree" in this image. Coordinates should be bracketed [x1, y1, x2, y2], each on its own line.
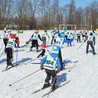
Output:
[67, 0, 76, 24]
[0, 0, 98, 30]
[0, 0, 14, 29]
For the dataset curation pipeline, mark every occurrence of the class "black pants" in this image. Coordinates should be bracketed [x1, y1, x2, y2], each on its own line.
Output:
[3, 38, 8, 52]
[31, 40, 38, 50]
[77, 36, 81, 42]
[38, 49, 45, 58]
[6, 48, 13, 67]
[45, 69, 57, 85]
[58, 50, 63, 69]
[86, 41, 95, 54]
[51, 36, 54, 44]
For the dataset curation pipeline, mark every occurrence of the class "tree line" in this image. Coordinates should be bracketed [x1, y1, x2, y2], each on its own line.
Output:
[0, 0, 98, 30]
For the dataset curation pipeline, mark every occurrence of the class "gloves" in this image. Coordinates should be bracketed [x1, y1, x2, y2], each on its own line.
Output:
[40, 66, 44, 70]
[55, 70, 60, 74]
[26, 42, 28, 44]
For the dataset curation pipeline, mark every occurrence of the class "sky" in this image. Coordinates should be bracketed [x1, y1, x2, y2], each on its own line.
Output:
[59, 0, 94, 7]
[0, 30, 98, 98]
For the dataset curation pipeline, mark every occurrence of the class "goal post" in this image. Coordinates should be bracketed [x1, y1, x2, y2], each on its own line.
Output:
[59, 24, 76, 31]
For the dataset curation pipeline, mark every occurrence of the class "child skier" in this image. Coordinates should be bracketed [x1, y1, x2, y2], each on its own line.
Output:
[14, 31, 20, 48]
[41, 30, 50, 46]
[37, 44, 46, 58]
[51, 28, 58, 44]
[26, 30, 42, 52]
[54, 32, 74, 70]
[5, 33, 17, 69]
[40, 46, 61, 91]
[3, 29, 11, 52]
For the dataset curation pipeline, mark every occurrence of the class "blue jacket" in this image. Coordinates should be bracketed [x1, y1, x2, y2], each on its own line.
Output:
[40, 53, 61, 71]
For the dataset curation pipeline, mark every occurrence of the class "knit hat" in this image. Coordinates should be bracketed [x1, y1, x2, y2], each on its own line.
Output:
[90, 32, 93, 36]
[52, 46, 59, 54]
[10, 33, 16, 38]
[35, 30, 39, 33]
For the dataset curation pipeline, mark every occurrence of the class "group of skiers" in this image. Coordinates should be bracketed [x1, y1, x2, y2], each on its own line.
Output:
[75, 30, 97, 55]
[2, 27, 97, 91]
[39, 28, 97, 91]
[39, 28, 74, 91]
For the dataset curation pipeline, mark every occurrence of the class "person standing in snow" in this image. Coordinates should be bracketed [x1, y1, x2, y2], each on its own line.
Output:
[76, 31, 82, 43]
[3, 29, 11, 52]
[5, 33, 17, 69]
[40, 46, 61, 90]
[53, 31, 59, 43]
[92, 30, 97, 45]
[41, 30, 50, 46]
[37, 44, 46, 58]
[14, 31, 20, 48]
[54, 32, 73, 70]
[51, 28, 58, 44]
[66, 32, 74, 46]
[86, 32, 96, 55]
[4, 27, 7, 33]
[26, 30, 42, 52]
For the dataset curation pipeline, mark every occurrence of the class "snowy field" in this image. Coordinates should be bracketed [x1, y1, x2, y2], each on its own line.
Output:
[0, 30, 98, 98]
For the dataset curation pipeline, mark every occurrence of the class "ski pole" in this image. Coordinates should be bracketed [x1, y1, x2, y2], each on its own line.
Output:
[0, 49, 5, 58]
[0, 42, 3, 52]
[16, 47, 18, 66]
[77, 42, 85, 50]
[68, 61, 77, 72]
[25, 57, 40, 65]
[9, 69, 40, 86]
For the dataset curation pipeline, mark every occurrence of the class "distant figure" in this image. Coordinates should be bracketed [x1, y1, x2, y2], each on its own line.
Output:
[76, 31, 82, 43]
[92, 30, 96, 45]
[41, 30, 50, 46]
[86, 32, 96, 55]
[51, 28, 58, 44]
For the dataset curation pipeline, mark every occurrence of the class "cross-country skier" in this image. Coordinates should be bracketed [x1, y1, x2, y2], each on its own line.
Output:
[14, 31, 20, 48]
[66, 32, 74, 46]
[92, 30, 97, 45]
[76, 31, 82, 43]
[86, 32, 96, 55]
[3, 29, 11, 52]
[40, 46, 61, 91]
[5, 33, 17, 69]
[51, 28, 58, 44]
[37, 44, 46, 58]
[41, 30, 50, 46]
[54, 32, 74, 70]
[26, 30, 42, 52]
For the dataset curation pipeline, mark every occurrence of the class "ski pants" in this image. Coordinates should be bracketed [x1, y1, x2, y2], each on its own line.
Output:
[45, 69, 57, 85]
[6, 48, 13, 66]
[58, 50, 63, 69]
[86, 41, 95, 54]
[30, 40, 38, 50]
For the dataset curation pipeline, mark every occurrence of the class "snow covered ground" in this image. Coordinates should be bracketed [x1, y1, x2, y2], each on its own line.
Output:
[0, 30, 98, 98]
